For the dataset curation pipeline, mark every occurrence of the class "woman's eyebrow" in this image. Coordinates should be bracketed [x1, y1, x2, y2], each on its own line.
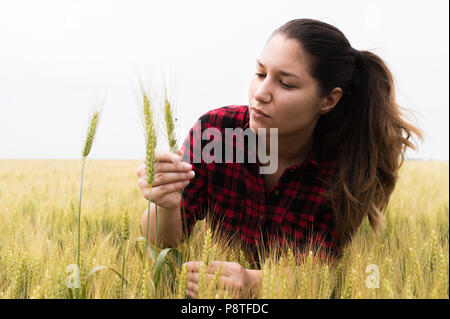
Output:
[256, 59, 301, 79]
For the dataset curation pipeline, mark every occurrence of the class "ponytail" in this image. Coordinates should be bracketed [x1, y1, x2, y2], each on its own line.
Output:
[320, 49, 424, 246]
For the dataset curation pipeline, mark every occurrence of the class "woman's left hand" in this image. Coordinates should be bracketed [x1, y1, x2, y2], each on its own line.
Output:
[184, 261, 257, 298]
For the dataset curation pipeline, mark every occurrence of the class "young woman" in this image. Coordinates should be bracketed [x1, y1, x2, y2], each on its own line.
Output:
[137, 18, 423, 298]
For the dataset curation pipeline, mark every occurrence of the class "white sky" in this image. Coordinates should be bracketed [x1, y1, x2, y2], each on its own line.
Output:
[0, 0, 448, 160]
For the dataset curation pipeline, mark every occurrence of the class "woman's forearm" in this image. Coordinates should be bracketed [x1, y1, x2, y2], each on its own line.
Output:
[141, 202, 183, 248]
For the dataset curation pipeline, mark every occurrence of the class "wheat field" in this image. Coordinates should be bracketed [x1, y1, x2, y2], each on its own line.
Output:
[0, 159, 448, 299]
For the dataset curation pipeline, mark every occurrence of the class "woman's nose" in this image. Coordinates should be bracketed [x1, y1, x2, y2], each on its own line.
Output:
[254, 80, 272, 103]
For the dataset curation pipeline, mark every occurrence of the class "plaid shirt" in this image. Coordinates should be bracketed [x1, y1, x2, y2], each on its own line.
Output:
[180, 105, 343, 266]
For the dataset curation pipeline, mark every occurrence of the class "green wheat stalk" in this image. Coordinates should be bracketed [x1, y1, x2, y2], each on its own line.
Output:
[120, 210, 130, 297]
[77, 106, 102, 294]
[163, 89, 190, 256]
[142, 93, 157, 255]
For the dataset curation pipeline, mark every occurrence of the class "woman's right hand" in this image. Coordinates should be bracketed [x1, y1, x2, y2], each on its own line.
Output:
[136, 149, 195, 210]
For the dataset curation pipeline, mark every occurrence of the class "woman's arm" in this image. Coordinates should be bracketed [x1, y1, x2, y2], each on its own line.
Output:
[141, 202, 183, 248]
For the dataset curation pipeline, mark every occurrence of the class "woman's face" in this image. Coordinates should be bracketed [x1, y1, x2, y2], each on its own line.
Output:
[248, 33, 332, 136]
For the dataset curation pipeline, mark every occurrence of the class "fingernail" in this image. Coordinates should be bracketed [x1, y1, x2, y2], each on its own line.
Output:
[183, 163, 192, 170]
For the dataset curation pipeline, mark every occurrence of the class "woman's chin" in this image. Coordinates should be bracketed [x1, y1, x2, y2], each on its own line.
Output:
[248, 120, 259, 133]
[249, 119, 270, 134]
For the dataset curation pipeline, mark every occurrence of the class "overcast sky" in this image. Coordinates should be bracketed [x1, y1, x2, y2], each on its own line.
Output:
[0, 0, 448, 160]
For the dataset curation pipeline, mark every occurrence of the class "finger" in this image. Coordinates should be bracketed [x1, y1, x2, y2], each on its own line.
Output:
[187, 272, 216, 282]
[138, 179, 150, 199]
[154, 149, 182, 163]
[187, 281, 198, 295]
[138, 178, 150, 200]
[186, 288, 197, 299]
[152, 171, 195, 187]
[184, 261, 204, 273]
[154, 161, 192, 173]
[194, 273, 221, 288]
[187, 272, 199, 283]
[150, 180, 190, 200]
[138, 162, 192, 180]
[138, 177, 148, 188]
[184, 261, 228, 274]
[136, 163, 146, 177]
[142, 188, 149, 200]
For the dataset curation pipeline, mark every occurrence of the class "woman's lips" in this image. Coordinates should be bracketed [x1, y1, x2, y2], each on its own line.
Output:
[251, 107, 270, 118]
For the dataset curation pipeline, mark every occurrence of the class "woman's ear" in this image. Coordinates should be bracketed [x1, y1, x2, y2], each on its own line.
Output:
[318, 87, 342, 115]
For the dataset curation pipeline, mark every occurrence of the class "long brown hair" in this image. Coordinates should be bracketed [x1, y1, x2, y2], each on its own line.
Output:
[272, 19, 424, 248]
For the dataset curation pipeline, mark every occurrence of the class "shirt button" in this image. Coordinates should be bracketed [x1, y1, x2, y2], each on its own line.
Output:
[273, 190, 279, 196]
[259, 216, 264, 220]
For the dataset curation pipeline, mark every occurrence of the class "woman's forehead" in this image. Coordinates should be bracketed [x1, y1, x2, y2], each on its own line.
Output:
[259, 34, 312, 79]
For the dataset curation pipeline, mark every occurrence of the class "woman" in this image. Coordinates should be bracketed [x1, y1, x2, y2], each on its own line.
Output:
[137, 18, 423, 298]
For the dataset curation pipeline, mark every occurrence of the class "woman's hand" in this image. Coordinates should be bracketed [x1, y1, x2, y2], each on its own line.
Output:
[184, 261, 261, 298]
[136, 149, 195, 210]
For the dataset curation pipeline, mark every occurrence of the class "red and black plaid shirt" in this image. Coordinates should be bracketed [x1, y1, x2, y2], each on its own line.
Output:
[180, 105, 343, 266]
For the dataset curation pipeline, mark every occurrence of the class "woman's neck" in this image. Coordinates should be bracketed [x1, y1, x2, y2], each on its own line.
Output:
[265, 124, 315, 168]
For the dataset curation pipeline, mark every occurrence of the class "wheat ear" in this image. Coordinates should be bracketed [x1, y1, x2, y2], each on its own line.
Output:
[163, 89, 190, 256]
[142, 93, 157, 253]
[77, 106, 102, 297]
[177, 263, 189, 299]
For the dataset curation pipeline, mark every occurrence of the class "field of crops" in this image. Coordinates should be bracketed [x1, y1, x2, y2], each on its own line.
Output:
[0, 159, 448, 299]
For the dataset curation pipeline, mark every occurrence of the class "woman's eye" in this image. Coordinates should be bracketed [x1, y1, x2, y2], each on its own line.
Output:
[281, 82, 295, 88]
[256, 73, 295, 88]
